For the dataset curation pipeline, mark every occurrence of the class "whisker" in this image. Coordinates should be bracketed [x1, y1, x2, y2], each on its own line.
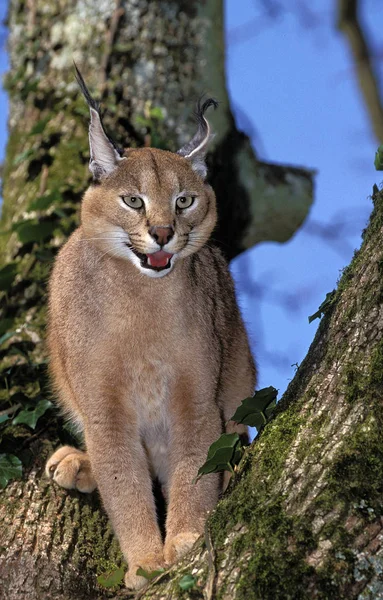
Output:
[77, 237, 128, 242]
[95, 244, 125, 265]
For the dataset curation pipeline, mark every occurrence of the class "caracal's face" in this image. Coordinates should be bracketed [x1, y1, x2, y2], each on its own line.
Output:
[81, 148, 217, 278]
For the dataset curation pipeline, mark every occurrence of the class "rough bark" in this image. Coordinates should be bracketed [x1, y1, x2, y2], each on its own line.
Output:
[0, 1, 317, 598]
[133, 188, 383, 599]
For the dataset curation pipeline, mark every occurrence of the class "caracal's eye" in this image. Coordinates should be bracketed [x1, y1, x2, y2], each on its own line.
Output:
[176, 196, 195, 209]
[122, 196, 144, 209]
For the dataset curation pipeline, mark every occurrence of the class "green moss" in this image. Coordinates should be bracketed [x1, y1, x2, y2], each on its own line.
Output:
[328, 342, 383, 513]
[369, 338, 383, 388]
[209, 402, 323, 599]
[343, 363, 365, 404]
[310, 410, 331, 435]
[336, 261, 356, 296]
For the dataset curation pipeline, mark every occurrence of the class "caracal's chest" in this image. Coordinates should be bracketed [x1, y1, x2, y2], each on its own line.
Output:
[128, 353, 173, 486]
[117, 305, 183, 486]
[105, 269, 194, 486]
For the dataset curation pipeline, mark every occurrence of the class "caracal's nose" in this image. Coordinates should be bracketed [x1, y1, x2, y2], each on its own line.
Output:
[149, 226, 174, 247]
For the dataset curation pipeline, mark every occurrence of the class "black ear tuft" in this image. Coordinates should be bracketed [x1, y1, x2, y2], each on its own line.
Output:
[74, 62, 100, 113]
[74, 63, 124, 180]
[177, 96, 218, 179]
[194, 96, 219, 132]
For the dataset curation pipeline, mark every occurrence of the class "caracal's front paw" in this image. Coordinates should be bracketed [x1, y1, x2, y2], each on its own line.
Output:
[124, 553, 165, 590]
[164, 531, 200, 564]
[45, 445, 96, 493]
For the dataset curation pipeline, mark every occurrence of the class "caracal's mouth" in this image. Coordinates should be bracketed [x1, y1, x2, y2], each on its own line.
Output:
[129, 246, 174, 272]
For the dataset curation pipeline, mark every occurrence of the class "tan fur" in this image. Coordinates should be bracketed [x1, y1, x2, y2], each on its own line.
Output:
[46, 147, 256, 588]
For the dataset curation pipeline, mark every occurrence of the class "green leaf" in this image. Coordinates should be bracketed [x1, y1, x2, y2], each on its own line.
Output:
[134, 115, 150, 128]
[195, 433, 241, 482]
[308, 290, 335, 323]
[13, 149, 34, 166]
[136, 567, 165, 581]
[0, 331, 18, 346]
[34, 248, 54, 262]
[374, 145, 383, 170]
[28, 189, 62, 211]
[29, 117, 50, 136]
[229, 387, 278, 431]
[206, 432, 239, 460]
[150, 106, 164, 121]
[97, 567, 125, 588]
[0, 262, 19, 291]
[179, 574, 196, 590]
[0, 318, 15, 337]
[0, 454, 23, 488]
[13, 220, 56, 244]
[52, 208, 66, 219]
[13, 398, 52, 430]
[0, 414, 11, 425]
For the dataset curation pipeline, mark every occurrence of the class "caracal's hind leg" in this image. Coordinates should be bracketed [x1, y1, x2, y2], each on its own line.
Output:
[46, 445, 96, 493]
[221, 346, 256, 492]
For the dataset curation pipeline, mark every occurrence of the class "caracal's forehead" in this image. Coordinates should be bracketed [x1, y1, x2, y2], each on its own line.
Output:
[104, 148, 204, 197]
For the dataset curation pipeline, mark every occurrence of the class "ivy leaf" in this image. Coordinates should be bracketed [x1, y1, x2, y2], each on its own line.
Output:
[195, 433, 241, 482]
[179, 574, 196, 590]
[0, 454, 23, 488]
[52, 208, 66, 219]
[150, 106, 164, 121]
[29, 117, 50, 136]
[136, 567, 165, 581]
[374, 145, 383, 170]
[34, 248, 54, 262]
[13, 398, 52, 430]
[28, 189, 62, 211]
[0, 262, 19, 291]
[13, 149, 34, 166]
[97, 567, 125, 589]
[308, 290, 335, 323]
[0, 318, 15, 337]
[134, 115, 150, 128]
[13, 220, 56, 244]
[0, 331, 18, 346]
[229, 387, 278, 430]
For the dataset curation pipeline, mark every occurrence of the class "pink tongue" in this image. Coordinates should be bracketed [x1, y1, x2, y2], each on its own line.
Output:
[147, 250, 173, 268]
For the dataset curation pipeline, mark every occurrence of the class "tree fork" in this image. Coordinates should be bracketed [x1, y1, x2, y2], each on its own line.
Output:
[0, 1, 316, 598]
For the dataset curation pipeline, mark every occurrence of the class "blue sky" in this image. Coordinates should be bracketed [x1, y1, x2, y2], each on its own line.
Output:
[0, 1, 382, 399]
[226, 0, 382, 395]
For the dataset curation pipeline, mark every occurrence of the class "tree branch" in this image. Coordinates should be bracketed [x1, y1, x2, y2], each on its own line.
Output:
[337, 0, 383, 143]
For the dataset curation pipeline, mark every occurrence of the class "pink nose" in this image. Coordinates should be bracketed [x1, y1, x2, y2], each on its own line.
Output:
[149, 226, 174, 246]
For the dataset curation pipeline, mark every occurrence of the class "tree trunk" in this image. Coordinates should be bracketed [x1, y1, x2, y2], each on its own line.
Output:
[134, 190, 383, 599]
[0, 1, 316, 598]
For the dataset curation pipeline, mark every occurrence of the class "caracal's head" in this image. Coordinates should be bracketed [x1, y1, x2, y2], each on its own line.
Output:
[76, 66, 217, 278]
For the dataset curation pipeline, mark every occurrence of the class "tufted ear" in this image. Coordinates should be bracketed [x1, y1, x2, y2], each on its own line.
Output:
[177, 97, 218, 179]
[74, 63, 124, 181]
